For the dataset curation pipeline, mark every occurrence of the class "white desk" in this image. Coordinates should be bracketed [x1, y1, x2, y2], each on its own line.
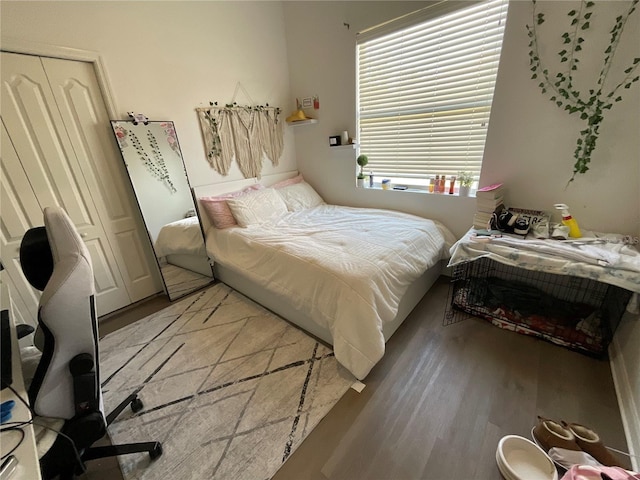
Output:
[1, 282, 41, 479]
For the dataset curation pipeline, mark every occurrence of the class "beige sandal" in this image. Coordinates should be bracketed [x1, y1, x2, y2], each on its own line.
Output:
[561, 421, 622, 467]
[532, 416, 582, 454]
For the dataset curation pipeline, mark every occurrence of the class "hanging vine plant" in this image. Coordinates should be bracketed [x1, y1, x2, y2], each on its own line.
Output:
[527, 0, 640, 184]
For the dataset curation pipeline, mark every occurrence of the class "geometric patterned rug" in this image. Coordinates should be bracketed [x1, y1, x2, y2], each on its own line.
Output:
[99, 282, 355, 480]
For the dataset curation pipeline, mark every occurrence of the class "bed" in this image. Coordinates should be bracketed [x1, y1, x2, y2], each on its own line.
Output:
[193, 171, 456, 379]
[154, 216, 212, 277]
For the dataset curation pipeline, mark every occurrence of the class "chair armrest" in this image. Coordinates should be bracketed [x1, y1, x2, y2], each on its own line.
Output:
[69, 353, 100, 415]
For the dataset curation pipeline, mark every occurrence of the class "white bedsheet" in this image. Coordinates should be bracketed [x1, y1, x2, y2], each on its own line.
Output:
[448, 229, 640, 294]
[206, 205, 455, 379]
[155, 217, 206, 258]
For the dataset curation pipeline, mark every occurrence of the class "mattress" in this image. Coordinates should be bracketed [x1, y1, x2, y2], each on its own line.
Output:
[205, 204, 455, 379]
[154, 217, 206, 258]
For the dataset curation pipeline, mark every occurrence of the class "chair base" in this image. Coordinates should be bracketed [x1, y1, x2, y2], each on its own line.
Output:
[40, 393, 162, 479]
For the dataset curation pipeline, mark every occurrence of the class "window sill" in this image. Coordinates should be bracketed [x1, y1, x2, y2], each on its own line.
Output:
[358, 184, 476, 197]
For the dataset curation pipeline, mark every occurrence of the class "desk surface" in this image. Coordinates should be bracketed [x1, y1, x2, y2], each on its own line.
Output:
[1, 282, 41, 479]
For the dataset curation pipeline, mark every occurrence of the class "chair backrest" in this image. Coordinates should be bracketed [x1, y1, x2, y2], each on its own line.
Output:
[22, 206, 101, 420]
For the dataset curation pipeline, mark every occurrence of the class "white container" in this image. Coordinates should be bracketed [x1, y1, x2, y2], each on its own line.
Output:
[496, 435, 558, 480]
[341, 130, 349, 145]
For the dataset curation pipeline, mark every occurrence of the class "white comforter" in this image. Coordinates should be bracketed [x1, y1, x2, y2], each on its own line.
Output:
[206, 205, 454, 379]
[154, 217, 206, 258]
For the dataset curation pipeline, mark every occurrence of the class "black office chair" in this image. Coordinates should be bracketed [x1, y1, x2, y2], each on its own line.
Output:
[19, 206, 162, 479]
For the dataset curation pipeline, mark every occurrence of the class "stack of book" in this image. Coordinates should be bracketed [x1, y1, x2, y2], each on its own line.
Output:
[473, 183, 505, 229]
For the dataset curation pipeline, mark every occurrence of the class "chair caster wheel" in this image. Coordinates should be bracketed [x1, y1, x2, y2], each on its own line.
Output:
[150, 442, 163, 460]
[131, 397, 143, 413]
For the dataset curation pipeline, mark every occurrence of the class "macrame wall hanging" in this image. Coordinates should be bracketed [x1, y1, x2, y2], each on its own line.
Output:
[196, 83, 284, 179]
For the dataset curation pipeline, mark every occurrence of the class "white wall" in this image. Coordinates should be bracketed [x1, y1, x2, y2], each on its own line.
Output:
[283, 1, 478, 241]
[483, 1, 640, 237]
[283, 0, 639, 240]
[1, 1, 297, 189]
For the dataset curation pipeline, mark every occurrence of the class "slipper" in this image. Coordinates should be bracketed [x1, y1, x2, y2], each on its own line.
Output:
[532, 416, 582, 454]
[561, 421, 623, 468]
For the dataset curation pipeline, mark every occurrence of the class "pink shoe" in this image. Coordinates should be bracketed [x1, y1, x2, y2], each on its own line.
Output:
[560, 464, 640, 480]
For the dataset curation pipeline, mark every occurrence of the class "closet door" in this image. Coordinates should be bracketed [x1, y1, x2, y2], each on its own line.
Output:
[1, 121, 42, 325]
[42, 57, 160, 302]
[0, 52, 133, 316]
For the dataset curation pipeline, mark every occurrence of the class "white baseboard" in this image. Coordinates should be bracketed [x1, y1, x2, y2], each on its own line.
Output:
[609, 336, 640, 471]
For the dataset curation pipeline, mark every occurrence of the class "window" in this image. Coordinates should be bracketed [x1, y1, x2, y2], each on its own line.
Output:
[357, 0, 508, 188]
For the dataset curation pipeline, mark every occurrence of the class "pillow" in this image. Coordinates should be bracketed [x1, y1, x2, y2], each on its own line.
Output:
[199, 184, 263, 229]
[271, 174, 304, 189]
[226, 187, 289, 227]
[276, 182, 325, 212]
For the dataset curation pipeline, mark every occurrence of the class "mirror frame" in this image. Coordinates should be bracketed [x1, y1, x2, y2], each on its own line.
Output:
[110, 119, 213, 301]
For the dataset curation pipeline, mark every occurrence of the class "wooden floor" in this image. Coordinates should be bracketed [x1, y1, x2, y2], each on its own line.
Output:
[86, 277, 630, 480]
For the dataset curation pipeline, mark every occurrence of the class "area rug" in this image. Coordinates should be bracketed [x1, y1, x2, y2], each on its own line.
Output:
[99, 282, 354, 480]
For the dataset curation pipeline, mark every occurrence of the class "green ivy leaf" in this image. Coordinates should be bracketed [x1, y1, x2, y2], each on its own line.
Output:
[575, 45, 582, 51]
[584, 12, 592, 19]
[586, 1, 595, 8]
[557, 101, 563, 107]
[615, 96, 622, 102]
[571, 18, 578, 25]
[577, 38, 584, 44]
[580, 112, 588, 120]
[605, 45, 612, 54]
[572, 65, 578, 71]
[561, 57, 568, 62]
[624, 67, 633, 74]
[581, 22, 590, 30]
[559, 49, 567, 56]
[531, 73, 538, 79]
[568, 9, 576, 15]
[564, 37, 572, 44]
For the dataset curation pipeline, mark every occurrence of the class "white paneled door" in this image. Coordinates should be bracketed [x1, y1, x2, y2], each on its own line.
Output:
[1, 52, 160, 319]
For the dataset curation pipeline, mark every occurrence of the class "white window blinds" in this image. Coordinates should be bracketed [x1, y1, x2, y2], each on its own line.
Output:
[357, 0, 508, 182]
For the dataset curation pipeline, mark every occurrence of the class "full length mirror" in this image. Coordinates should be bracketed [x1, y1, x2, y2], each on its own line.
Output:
[111, 120, 213, 300]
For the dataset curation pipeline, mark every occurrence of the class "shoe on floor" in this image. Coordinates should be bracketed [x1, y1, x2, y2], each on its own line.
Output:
[562, 421, 622, 467]
[532, 416, 582, 454]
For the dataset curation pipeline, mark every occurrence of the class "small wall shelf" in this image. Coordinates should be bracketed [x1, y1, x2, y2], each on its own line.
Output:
[330, 143, 358, 150]
[287, 119, 318, 126]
